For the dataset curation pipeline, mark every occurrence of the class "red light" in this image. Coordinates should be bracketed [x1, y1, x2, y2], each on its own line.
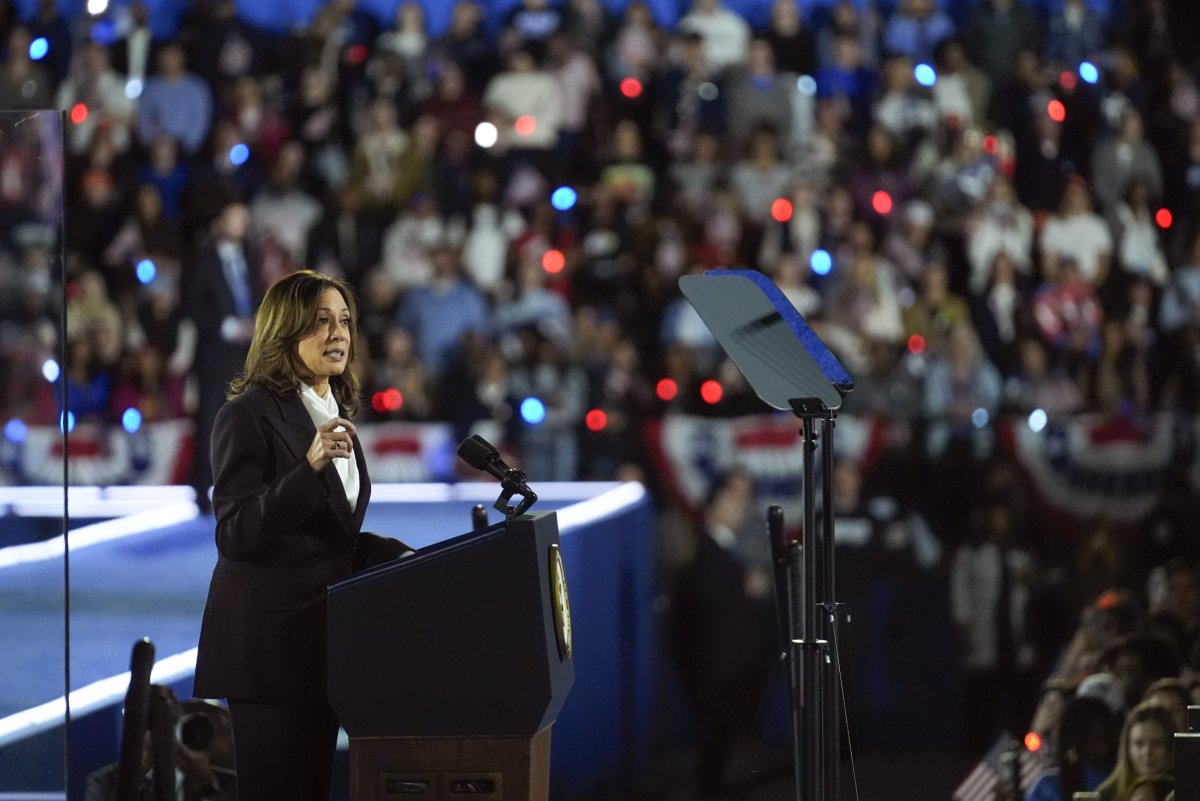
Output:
[70, 103, 88, 125]
[346, 44, 368, 65]
[1156, 207, 1173, 229]
[542, 248, 565, 273]
[1059, 71, 1077, 91]
[907, 333, 926, 355]
[515, 115, 537, 137]
[983, 135, 999, 154]
[374, 388, 403, 412]
[620, 77, 643, 99]
[872, 190, 893, 215]
[585, 408, 608, 431]
[700, 380, 723, 405]
[1047, 99, 1066, 122]
[1024, 732, 1042, 752]
[771, 198, 793, 222]
[656, 378, 678, 401]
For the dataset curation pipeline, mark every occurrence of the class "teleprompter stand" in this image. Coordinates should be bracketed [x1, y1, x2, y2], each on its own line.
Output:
[680, 270, 854, 801]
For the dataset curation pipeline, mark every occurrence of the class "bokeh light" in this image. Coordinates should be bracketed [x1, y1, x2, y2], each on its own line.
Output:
[122, 407, 143, 434]
[585, 409, 608, 432]
[811, 249, 833, 276]
[520, 397, 546, 425]
[700, 380, 723, 405]
[542, 249, 565, 274]
[474, 122, 498, 148]
[771, 198, 793, 222]
[4, 419, 28, 444]
[656, 378, 678, 402]
[514, 115, 537, 137]
[551, 186, 577, 211]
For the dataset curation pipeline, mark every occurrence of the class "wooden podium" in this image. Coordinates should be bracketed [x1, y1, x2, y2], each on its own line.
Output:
[327, 512, 575, 801]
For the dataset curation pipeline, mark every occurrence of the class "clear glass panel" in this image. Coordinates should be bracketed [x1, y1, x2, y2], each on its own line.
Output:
[0, 110, 67, 796]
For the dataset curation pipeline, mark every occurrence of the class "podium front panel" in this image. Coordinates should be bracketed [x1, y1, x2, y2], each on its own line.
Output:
[328, 512, 575, 737]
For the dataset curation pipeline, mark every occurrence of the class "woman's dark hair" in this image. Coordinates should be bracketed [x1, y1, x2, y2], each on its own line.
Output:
[228, 269, 362, 416]
[1057, 695, 1120, 800]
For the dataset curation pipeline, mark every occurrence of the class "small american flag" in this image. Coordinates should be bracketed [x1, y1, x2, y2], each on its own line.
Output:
[953, 733, 1044, 801]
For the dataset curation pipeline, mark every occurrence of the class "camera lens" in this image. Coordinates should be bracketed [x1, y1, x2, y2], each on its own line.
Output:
[177, 712, 214, 751]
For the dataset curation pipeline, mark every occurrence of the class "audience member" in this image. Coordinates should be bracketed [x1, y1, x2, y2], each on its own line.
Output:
[135, 42, 213, 157]
[1095, 702, 1175, 801]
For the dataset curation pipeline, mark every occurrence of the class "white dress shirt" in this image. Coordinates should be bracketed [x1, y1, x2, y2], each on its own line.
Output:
[299, 383, 360, 512]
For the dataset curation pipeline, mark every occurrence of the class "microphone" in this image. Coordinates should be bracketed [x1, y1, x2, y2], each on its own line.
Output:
[457, 434, 511, 483]
[115, 637, 155, 801]
[456, 435, 538, 518]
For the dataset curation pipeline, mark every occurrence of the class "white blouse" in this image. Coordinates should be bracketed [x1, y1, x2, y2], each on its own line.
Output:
[298, 383, 360, 512]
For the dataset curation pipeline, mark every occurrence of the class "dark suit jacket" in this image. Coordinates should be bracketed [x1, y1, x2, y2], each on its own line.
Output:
[193, 385, 406, 704]
[181, 238, 261, 383]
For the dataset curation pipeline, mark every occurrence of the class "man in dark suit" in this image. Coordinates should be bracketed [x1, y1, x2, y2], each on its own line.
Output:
[193, 270, 410, 800]
[182, 197, 259, 514]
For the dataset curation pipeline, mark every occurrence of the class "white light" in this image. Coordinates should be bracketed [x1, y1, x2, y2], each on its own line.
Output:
[41, 358, 59, 383]
[698, 82, 719, 101]
[796, 75, 817, 96]
[474, 122, 498, 148]
[971, 408, 990, 429]
[86, 0, 109, 14]
[1028, 408, 1048, 433]
[124, 79, 143, 100]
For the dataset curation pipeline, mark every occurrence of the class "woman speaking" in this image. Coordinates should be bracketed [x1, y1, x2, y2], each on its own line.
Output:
[193, 269, 411, 800]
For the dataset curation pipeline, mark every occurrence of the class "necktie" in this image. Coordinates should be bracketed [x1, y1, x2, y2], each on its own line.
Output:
[222, 247, 253, 317]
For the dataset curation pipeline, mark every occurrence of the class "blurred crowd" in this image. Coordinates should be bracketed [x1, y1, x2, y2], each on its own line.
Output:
[1, 0, 1199, 794]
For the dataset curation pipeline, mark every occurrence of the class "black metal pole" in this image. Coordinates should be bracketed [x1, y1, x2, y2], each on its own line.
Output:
[821, 412, 840, 801]
[800, 415, 823, 801]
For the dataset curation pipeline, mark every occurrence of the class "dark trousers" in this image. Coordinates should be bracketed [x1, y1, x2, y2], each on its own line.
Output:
[227, 700, 339, 801]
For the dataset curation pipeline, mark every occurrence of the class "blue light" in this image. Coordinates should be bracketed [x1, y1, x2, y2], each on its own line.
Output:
[4, 418, 27, 443]
[520, 397, 546, 425]
[971, 408, 990, 429]
[914, 63, 937, 87]
[229, 143, 250, 165]
[122, 407, 142, 433]
[60, 411, 75, 434]
[1078, 61, 1099, 85]
[29, 37, 49, 61]
[1028, 408, 1048, 433]
[91, 19, 117, 45]
[810, 249, 833, 276]
[550, 186, 577, 212]
[135, 259, 156, 284]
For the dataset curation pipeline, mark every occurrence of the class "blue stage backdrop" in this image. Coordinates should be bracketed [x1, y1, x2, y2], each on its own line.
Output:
[0, 482, 656, 801]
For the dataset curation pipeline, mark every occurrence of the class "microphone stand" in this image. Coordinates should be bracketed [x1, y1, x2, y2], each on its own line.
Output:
[493, 467, 537, 520]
